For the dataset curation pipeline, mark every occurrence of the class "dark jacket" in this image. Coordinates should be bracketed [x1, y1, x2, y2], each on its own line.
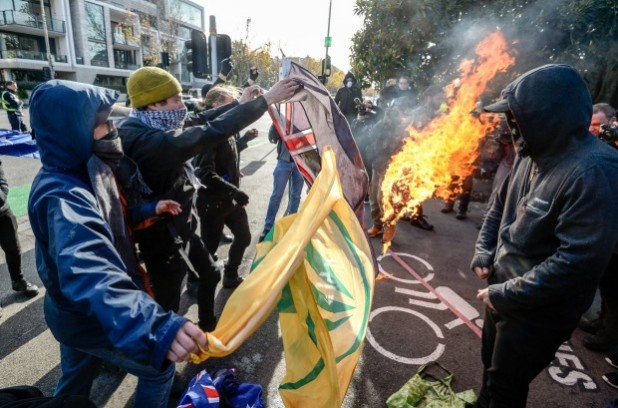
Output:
[334, 72, 362, 118]
[27, 80, 186, 369]
[117, 96, 268, 255]
[471, 64, 618, 330]
[193, 129, 253, 203]
[0, 159, 10, 216]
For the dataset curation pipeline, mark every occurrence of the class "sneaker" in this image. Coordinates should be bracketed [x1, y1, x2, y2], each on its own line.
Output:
[410, 216, 434, 231]
[366, 226, 383, 238]
[455, 211, 468, 220]
[382, 225, 397, 243]
[222, 275, 244, 289]
[602, 371, 618, 389]
[12, 280, 39, 297]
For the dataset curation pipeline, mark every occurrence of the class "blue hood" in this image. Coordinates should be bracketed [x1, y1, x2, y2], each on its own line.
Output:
[29, 80, 118, 172]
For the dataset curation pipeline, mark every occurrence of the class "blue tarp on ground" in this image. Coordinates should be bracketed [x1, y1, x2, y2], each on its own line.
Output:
[0, 129, 39, 159]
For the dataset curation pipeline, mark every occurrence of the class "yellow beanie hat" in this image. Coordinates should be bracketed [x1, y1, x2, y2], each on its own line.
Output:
[127, 67, 182, 108]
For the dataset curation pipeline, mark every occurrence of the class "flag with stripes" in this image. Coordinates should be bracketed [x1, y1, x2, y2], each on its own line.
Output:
[268, 61, 369, 222]
[190, 148, 375, 407]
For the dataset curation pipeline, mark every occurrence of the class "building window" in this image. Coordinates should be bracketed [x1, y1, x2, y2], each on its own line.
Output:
[88, 41, 108, 67]
[113, 49, 136, 69]
[85, 2, 107, 66]
[175, 1, 201, 27]
[94, 74, 126, 93]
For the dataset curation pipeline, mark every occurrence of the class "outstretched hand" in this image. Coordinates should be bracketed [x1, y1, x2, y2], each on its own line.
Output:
[263, 78, 301, 105]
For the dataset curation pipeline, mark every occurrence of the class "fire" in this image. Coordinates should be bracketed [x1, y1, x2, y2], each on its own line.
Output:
[380, 32, 515, 251]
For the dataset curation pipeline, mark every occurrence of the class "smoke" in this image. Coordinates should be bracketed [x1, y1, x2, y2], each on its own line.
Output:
[410, 0, 574, 103]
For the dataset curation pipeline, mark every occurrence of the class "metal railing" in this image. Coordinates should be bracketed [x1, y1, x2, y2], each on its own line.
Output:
[0, 49, 67, 62]
[0, 9, 65, 33]
[114, 62, 138, 70]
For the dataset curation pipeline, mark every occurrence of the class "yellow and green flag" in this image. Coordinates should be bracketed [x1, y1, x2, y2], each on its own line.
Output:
[191, 147, 375, 407]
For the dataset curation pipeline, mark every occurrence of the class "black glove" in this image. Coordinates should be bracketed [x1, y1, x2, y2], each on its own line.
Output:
[220, 58, 234, 77]
[233, 189, 249, 206]
[249, 67, 259, 81]
[243, 129, 258, 142]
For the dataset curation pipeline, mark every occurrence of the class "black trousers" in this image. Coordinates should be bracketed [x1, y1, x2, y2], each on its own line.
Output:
[196, 197, 251, 274]
[139, 229, 220, 328]
[7, 114, 27, 133]
[0, 209, 23, 284]
[476, 309, 573, 408]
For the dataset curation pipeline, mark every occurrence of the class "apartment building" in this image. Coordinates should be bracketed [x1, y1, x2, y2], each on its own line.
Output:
[0, 0, 207, 96]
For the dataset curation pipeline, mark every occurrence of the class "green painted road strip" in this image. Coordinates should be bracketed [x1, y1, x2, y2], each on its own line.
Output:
[8, 184, 31, 217]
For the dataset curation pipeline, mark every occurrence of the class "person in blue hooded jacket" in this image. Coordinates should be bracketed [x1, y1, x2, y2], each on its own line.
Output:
[27, 80, 208, 408]
[471, 64, 618, 407]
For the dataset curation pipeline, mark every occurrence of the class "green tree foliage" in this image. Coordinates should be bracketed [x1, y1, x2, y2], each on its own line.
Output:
[351, 0, 618, 106]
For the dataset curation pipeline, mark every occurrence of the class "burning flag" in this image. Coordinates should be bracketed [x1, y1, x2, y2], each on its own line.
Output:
[381, 32, 516, 250]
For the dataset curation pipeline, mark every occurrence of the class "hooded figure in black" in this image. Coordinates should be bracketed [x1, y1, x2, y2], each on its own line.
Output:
[334, 72, 362, 124]
[472, 64, 618, 407]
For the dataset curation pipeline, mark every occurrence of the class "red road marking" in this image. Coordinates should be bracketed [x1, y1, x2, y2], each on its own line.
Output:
[388, 250, 482, 338]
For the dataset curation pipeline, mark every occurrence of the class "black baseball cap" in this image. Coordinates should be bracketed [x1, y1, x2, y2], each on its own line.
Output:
[483, 98, 509, 113]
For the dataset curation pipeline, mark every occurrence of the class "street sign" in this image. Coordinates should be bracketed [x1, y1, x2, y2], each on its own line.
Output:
[325, 36, 332, 47]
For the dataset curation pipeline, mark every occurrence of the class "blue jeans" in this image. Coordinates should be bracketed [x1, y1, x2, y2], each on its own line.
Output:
[263, 160, 304, 232]
[55, 343, 175, 408]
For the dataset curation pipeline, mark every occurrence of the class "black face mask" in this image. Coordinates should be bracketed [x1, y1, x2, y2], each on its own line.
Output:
[505, 111, 531, 157]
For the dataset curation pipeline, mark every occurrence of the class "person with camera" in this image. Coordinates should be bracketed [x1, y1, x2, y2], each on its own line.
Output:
[243, 66, 259, 88]
[589, 102, 618, 148]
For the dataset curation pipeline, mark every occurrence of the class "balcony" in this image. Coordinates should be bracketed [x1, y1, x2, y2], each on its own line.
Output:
[0, 49, 67, 63]
[113, 31, 140, 50]
[0, 9, 65, 37]
[115, 62, 139, 70]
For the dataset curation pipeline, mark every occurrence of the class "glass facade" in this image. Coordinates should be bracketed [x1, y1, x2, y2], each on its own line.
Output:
[85, 2, 108, 67]
[175, 1, 201, 28]
[0, 31, 62, 61]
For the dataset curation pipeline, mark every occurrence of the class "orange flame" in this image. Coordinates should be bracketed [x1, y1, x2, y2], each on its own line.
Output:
[380, 32, 515, 251]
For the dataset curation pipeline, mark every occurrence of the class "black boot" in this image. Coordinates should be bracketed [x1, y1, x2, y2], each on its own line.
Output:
[222, 265, 244, 289]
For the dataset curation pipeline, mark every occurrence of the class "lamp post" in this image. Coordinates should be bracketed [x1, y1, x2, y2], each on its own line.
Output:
[39, 0, 54, 78]
[323, 0, 332, 77]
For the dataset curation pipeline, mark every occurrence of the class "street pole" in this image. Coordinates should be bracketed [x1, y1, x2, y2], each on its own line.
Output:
[323, 0, 332, 77]
[39, 0, 54, 77]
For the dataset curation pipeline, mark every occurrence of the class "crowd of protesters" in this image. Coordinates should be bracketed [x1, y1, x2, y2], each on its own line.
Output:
[0, 59, 617, 407]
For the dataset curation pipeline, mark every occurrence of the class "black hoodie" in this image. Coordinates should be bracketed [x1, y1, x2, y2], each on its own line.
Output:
[472, 64, 618, 330]
[334, 72, 362, 118]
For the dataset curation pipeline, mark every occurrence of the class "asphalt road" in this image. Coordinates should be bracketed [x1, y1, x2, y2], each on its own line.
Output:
[0, 112, 616, 407]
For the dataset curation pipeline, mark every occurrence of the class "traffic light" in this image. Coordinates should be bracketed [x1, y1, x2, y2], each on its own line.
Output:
[160, 51, 170, 67]
[185, 29, 209, 78]
[322, 56, 331, 76]
[216, 34, 232, 60]
[42, 66, 52, 81]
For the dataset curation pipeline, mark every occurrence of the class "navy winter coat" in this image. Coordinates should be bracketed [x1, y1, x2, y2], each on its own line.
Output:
[27, 80, 186, 369]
